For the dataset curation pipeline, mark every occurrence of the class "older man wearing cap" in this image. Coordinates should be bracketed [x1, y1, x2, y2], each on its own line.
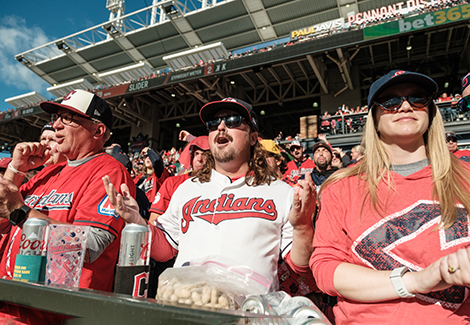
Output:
[104, 97, 316, 292]
[283, 140, 315, 186]
[0, 89, 135, 292]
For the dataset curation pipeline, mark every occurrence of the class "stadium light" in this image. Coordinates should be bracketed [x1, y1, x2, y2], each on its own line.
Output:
[160, 1, 180, 18]
[16, 56, 32, 67]
[406, 46, 412, 51]
[176, 123, 181, 128]
[55, 40, 72, 53]
[260, 110, 266, 116]
[230, 81, 235, 85]
[444, 82, 449, 88]
[103, 23, 122, 37]
[313, 102, 319, 108]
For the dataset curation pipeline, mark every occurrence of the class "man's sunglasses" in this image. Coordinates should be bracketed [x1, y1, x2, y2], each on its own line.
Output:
[446, 137, 458, 143]
[206, 115, 245, 132]
[457, 95, 470, 114]
[374, 93, 433, 112]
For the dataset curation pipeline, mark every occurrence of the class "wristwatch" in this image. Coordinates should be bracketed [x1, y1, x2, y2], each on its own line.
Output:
[390, 266, 416, 298]
[9, 205, 31, 226]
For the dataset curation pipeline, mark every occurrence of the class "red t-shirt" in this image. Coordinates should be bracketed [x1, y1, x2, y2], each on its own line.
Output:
[149, 173, 190, 214]
[0, 153, 135, 292]
[311, 164, 470, 324]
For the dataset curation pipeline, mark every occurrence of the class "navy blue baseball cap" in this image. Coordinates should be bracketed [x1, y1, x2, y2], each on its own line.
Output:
[367, 70, 438, 108]
[199, 97, 258, 131]
[40, 122, 55, 134]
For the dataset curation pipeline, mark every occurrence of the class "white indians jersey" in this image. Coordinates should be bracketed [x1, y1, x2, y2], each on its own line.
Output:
[156, 169, 295, 291]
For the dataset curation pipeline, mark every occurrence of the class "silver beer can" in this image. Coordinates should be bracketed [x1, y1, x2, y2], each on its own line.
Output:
[19, 218, 49, 256]
[241, 295, 279, 315]
[118, 223, 150, 266]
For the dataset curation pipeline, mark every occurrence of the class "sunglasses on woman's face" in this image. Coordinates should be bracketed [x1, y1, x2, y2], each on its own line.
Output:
[206, 115, 245, 132]
[374, 93, 433, 113]
[457, 95, 470, 114]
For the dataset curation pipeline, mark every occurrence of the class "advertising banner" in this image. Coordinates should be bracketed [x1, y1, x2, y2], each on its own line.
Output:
[364, 4, 470, 40]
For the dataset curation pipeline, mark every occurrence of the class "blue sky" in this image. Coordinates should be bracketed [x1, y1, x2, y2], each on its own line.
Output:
[0, 0, 149, 112]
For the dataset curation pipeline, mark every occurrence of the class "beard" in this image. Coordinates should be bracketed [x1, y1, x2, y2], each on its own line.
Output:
[212, 132, 239, 163]
[315, 159, 330, 169]
[213, 147, 236, 163]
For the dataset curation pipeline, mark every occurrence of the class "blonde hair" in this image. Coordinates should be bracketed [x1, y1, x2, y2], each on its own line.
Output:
[352, 144, 365, 156]
[321, 102, 470, 228]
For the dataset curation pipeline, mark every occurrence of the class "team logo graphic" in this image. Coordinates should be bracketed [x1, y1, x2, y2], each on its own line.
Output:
[98, 195, 119, 219]
[392, 70, 405, 78]
[153, 192, 161, 204]
[133, 271, 149, 297]
[181, 194, 277, 233]
[352, 200, 469, 309]
[63, 90, 77, 101]
[24, 190, 73, 211]
[458, 156, 470, 163]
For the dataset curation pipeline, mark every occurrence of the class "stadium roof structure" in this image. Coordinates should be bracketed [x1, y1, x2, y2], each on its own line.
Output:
[4, 0, 470, 149]
[14, 0, 358, 87]
[5, 92, 48, 109]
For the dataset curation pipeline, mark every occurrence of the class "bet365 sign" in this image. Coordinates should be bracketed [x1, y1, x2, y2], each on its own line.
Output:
[364, 4, 470, 40]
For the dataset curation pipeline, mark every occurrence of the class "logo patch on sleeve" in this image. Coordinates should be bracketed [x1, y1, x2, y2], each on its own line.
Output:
[98, 195, 119, 219]
[153, 192, 161, 204]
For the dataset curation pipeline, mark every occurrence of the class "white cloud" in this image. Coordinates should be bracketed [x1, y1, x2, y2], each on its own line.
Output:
[0, 15, 51, 94]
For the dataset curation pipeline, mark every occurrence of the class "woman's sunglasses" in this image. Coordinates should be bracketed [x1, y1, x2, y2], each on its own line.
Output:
[374, 93, 433, 112]
[206, 115, 245, 132]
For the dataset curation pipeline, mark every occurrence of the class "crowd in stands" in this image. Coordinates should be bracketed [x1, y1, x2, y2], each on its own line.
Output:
[0, 70, 469, 323]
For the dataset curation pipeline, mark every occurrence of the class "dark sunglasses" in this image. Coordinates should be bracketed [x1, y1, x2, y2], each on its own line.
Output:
[206, 115, 245, 132]
[139, 153, 149, 159]
[374, 93, 433, 112]
[446, 137, 458, 143]
[457, 95, 470, 114]
[51, 112, 94, 125]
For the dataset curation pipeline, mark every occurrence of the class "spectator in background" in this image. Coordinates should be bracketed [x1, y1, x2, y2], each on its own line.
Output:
[283, 140, 314, 186]
[137, 147, 169, 203]
[458, 72, 470, 120]
[445, 131, 470, 162]
[39, 122, 66, 167]
[260, 139, 287, 179]
[148, 136, 210, 225]
[438, 92, 458, 121]
[309, 142, 338, 188]
[350, 144, 365, 164]
[331, 152, 343, 169]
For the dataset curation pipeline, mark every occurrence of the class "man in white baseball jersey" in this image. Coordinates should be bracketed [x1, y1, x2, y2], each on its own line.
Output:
[104, 97, 315, 291]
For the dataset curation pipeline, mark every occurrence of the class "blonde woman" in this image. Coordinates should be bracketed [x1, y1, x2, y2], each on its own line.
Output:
[310, 70, 470, 324]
